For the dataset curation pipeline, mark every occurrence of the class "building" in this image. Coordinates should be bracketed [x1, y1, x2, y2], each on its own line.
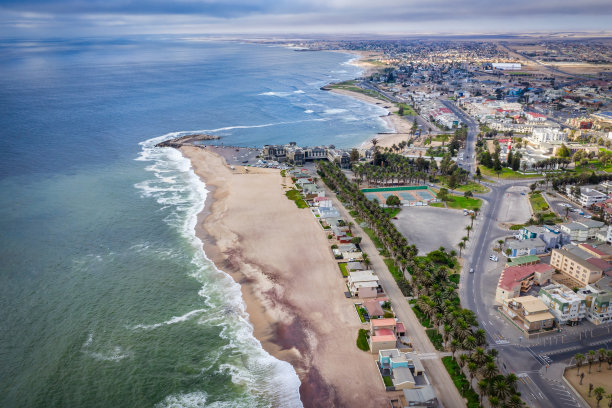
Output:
[578, 188, 608, 208]
[518, 225, 569, 251]
[492, 62, 522, 70]
[502, 296, 555, 333]
[559, 219, 606, 242]
[402, 386, 438, 408]
[529, 128, 568, 145]
[377, 349, 431, 392]
[495, 263, 554, 304]
[507, 237, 547, 257]
[506, 255, 540, 267]
[538, 284, 587, 325]
[348, 271, 380, 298]
[550, 245, 607, 287]
[370, 320, 406, 354]
[578, 276, 612, 325]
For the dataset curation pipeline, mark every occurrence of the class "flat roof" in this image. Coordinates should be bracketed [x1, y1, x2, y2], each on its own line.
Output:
[374, 328, 395, 337]
[348, 271, 378, 282]
[371, 335, 396, 343]
[508, 238, 545, 249]
[371, 318, 396, 327]
[393, 366, 415, 385]
[515, 295, 550, 313]
[507, 255, 540, 266]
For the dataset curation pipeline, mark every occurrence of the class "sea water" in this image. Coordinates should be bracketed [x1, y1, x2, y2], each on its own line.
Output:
[0, 37, 389, 407]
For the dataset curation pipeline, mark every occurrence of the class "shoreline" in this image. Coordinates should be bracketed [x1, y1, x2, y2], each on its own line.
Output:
[182, 145, 389, 407]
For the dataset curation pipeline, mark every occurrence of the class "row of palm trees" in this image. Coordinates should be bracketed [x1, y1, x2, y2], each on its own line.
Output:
[316, 160, 524, 407]
[457, 347, 523, 407]
[572, 349, 612, 407]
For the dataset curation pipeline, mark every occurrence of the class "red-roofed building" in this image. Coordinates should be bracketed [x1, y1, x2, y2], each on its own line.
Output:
[526, 112, 547, 122]
[369, 318, 407, 353]
[495, 264, 554, 304]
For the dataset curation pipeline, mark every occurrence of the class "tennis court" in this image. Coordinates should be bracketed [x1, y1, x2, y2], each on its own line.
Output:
[362, 186, 437, 205]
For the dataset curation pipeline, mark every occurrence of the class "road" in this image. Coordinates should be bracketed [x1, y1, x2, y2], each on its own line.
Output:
[321, 183, 467, 408]
[439, 99, 478, 173]
[459, 177, 612, 408]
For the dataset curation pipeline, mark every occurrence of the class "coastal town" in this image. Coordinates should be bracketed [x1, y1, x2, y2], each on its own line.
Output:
[173, 37, 612, 408]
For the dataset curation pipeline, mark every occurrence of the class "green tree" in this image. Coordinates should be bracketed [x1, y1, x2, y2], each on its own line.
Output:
[351, 236, 362, 245]
[464, 190, 473, 198]
[386, 194, 401, 207]
[574, 353, 584, 375]
[438, 188, 449, 202]
[350, 148, 360, 163]
[594, 387, 605, 408]
[557, 143, 571, 158]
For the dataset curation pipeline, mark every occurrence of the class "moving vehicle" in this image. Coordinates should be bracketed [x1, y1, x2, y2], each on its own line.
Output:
[469, 268, 474, 273]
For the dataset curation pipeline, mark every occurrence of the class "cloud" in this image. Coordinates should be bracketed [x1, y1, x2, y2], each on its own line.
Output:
[0, 0, 610, 36]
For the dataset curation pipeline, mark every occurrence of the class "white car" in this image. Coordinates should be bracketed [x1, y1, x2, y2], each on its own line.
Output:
[489, 255, 498, 262]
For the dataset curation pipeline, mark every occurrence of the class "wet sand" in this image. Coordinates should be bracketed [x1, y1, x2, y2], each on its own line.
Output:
[181, 146, 388, 407]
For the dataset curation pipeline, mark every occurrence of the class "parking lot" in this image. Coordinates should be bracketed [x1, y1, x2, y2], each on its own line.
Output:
[393, 206, 471, 254]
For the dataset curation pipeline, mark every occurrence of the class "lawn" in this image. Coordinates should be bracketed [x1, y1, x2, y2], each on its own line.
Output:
[328, 83, 391, 102]
[573, 160, 612, 173]
[479, 166, 542, 179]
[529, 192, 549, 212]
[396, 102, 416, 116]
[411, 305, 432, 328]
[426, 329, 444, 351]
[439, 177, 489, 194]
[338, 262, 349, 277]
[384, 258, 402, 281]
[444, 195, 482, 211]
[363, 226, 385, 253]
[355, 304, 368, 323]
[285, 189, 308, 208]
[441, 356, 481, 408]
[383, 207, 402, 218]
[382, 375, 393, 387]
[429, 202, 445, 208]
[356, 329, 370, 351]
[433, 134, 451, 142]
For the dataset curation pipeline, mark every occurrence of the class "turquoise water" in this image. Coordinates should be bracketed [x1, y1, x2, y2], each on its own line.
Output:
[0, 37, 388, 407]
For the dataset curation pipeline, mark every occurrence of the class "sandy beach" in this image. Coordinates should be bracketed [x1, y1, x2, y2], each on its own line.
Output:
[328, 87, 418, 150]
[181, 146, 389, 407]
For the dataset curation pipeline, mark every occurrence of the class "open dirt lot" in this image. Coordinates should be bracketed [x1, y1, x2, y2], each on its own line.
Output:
[392, 206, 471, 255]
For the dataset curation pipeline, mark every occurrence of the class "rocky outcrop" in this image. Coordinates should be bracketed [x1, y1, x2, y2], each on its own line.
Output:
[155, 134, 220, 148]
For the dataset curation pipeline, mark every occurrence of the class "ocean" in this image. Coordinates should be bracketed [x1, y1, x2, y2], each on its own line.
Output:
[0, 37, 388, 407]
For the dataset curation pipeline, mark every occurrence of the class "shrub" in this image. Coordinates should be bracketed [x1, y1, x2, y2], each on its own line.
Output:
[356, 329, 370, 351]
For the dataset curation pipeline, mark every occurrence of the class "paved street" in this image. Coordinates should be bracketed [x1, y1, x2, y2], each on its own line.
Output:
[321, 183, 467, 408]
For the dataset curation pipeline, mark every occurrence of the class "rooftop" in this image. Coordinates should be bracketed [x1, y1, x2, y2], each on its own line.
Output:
[499, 264, 554, 291]
[348, 271, 379, 283]
[403, 385, 437, 403]
[371, 318, 397, 328]
[508, 237, 545, 250]
[507, 255, 540, 266]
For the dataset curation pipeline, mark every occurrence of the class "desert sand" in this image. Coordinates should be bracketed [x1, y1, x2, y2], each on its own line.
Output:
[181, 146, 389, 407]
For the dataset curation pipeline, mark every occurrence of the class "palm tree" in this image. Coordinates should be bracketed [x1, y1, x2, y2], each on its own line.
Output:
[489, 396, 500, 408]
[497, 239, 504, 251]
[467, 362, 478, 387]
[506, 394, 524, 408]
[477, 379, 488, 403]
[458, 241, 465, 257]
[482, 362, 498, 380]
[458, 353, 469, 369]
[588, 350, 596, 374]
[465, 225, 472, 238]
[594, 387, 606, 408]
[608, 351, 612, 370]
[470, 213, 476, 227]
[599, 348, 607, 372]
[575, 353, 585, 376]
[606, 393, 612, 408]
[450, 339, 459, 359]
[492, 378, 511, 401]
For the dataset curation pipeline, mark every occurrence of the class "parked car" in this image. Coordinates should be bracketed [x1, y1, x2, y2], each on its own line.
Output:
[489, 255, 498, 262]
[584, 215, 592, 219]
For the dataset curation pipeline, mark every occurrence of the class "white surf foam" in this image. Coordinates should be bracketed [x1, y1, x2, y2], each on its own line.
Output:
[129, 309, 207, 330]
[323, 108, 347, 115]
[135, 134, 303, 407]
[304, 110, 313, 114]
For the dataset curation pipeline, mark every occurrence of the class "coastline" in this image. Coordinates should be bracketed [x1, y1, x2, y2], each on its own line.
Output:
[181, 145, 389, 407]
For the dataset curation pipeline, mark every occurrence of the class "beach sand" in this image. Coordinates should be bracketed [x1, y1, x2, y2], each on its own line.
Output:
[328, 87, 416, 150]
[181, 146, 389, 407]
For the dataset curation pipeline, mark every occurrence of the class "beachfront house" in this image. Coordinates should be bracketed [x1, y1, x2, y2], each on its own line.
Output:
[377, 349, 432, 392]
[348, 271, 379, 298]
[370, 319, 406, 354]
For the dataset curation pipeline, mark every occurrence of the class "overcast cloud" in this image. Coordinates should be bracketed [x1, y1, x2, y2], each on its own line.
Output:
[1, 0, 611, 37]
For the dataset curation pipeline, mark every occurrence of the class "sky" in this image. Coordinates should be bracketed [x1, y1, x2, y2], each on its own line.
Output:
[1, 0, 611, 38]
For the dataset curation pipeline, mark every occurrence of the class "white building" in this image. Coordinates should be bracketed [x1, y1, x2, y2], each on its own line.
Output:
[530, 128, 568, 144]
[560, 219, 606, 242]
[579, 188, 608, 208]
[348, 271, 379, 298]
[538, 284, 587, 325]
[492, 63, 522, 70]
